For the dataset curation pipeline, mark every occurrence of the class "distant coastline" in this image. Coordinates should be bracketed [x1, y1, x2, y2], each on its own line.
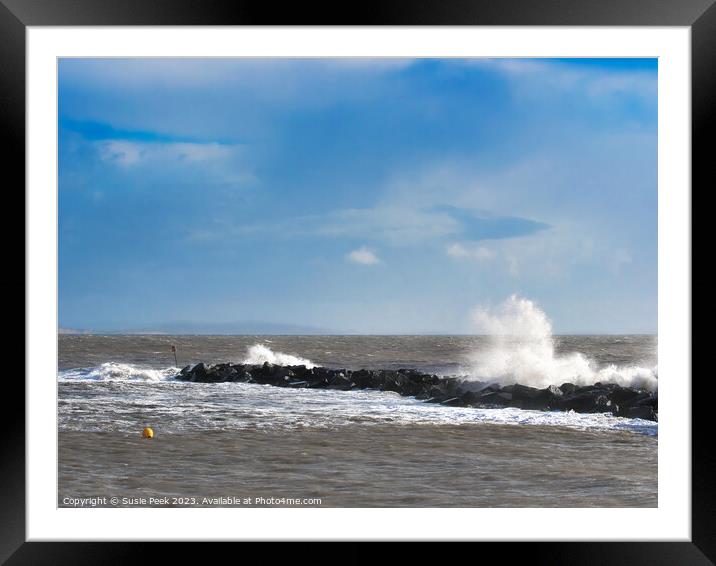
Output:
[58, 321, 339, 336]
[58, 329, 658, 337]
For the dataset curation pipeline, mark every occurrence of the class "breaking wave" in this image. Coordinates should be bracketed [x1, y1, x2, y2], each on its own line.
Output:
[58, 345, 316, 382]
[241, 344, 315, 368]
[59, 362, 178, 382]
[468, 295, 658, 391]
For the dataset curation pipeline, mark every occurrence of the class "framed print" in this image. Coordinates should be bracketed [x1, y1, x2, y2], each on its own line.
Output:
[8, 0, 709, 562]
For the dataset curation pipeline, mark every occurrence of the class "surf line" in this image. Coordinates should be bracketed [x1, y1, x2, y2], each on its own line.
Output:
[176, 361, 658, 422]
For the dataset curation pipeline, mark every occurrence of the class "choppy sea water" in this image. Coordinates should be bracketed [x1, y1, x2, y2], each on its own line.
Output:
[58, 334, 658, 435]
[58, 335, 658, 507]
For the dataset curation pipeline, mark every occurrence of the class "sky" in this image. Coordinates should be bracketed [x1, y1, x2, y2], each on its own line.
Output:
[58, 58, 657, 334]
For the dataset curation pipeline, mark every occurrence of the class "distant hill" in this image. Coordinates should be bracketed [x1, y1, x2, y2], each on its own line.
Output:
[58, 321, 338, 335]
[58, 327, 92, 335]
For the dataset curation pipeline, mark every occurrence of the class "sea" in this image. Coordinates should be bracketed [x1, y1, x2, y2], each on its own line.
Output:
[58, 333, 658, 507]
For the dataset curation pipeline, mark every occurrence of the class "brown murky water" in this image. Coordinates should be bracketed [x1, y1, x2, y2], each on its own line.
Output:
[58, 334, 657, 508]
[59, 424, 656, 508]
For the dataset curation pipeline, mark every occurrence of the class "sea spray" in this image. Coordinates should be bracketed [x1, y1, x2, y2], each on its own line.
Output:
[241, 344, 315, 368]
[468, 295, 657, 391]
[58, 362, 178, 382]
[58, 346, 315, 382]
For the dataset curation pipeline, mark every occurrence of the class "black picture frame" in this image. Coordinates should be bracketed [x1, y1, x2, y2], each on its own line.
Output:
[7, 0, 707, 562]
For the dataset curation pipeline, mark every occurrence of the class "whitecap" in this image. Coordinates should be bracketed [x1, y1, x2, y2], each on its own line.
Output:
[467, 295, 657, 391]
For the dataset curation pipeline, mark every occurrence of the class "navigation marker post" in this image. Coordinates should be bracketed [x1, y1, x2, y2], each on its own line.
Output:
[171, 344, 178, 367]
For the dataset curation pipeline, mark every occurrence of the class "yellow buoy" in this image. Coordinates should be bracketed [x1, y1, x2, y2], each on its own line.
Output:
[142, 427, 154, 439]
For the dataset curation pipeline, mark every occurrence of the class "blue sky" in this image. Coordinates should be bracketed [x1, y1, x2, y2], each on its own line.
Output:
[58, 58, 657, 334]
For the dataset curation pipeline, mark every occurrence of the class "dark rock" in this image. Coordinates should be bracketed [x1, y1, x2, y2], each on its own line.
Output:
[560, 389, 611, 413]
[310, 366, 333, 380]
[249, 362, 294, 385]
[441, 377, 462, 397]
[398, 369, 429, 384]
[544, 384, 563, 397]
[608, 385, 643, 406]
[172, 360, 658, 421]
[302, 367, 332, 388]
[377, 370, 407, 393]
[203, 364, 231, 383]
[289, 365, 309, 379]
[532, 385, 564, 409]
[510, 384, 543, 409]
[459, 390, 480, 405]
[234, 369, 254, 383]
[425, 387, 449, 403]
[559, 383, 577, 395]
[477, 384, 503, 395]
[327, 372, 354, 390]
[350, 369, 377, 389]
[210, 363, 240, 382]
[187, 362, 207, 382]
[477, 391, 512, 406]
[372, 370, 420, 395]
[455, 380, 492, 394]
[633, 392, 658, 408]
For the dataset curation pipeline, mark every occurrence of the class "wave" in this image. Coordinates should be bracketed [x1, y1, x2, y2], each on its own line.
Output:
[58, 345, 315, 382]
[58, 318, 656, 394]
[241, 344, 315, 368]
[59, 362, 178, 382]
[58, 382, 657, 436]
[467, 295, 657, 391]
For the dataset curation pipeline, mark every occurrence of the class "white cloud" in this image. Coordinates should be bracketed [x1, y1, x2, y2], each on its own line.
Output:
[446, 242, 495, 261]
[62, 59, 417, 112]
[64, 58, 415, 86]
[347, 246, 380, 265]
[97, 140, 142, 166]
[97, 140, 236, 167]
[465, 59, 656, 103]
[443, 223, 599, 281]
[506, 254, 520, 277]
[234, 159, 552, 246]
[95, 139, 256, 190]
[316, 206, 459, 245]
[609, 248, 633, 273]
[446, 243, 468, 257]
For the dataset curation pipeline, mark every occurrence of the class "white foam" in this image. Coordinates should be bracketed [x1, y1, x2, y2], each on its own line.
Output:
[59, 362, 177, 382]
[58, 380, 657, 436]
[468, 295, 658, 391]
[241, 344, 315, 368]
[58, 344, 315, 382]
